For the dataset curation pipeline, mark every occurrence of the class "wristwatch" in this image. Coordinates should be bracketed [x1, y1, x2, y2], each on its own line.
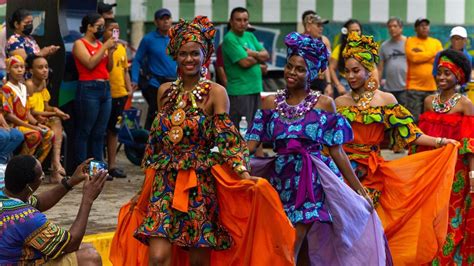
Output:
[61, 176, 73, 191]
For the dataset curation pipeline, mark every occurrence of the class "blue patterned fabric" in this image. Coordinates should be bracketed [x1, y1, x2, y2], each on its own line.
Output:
[246, 109, 353, 224]
[284, 32, 329, 83]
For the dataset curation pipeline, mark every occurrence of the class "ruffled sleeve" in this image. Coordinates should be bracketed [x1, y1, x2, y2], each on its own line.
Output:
[320, 111, 354, 146]
[212, 113, 250, 175]
[245, 109, 272, 142]
[383, 104, 423, 147]
[460, 116, 474, 155]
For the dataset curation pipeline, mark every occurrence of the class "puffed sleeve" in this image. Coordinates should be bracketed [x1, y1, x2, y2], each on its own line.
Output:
[245, 109, 272, 142]
[212, 113, 250, 175]
[384, 104, 423, 147]
[320, 112, 354, 146]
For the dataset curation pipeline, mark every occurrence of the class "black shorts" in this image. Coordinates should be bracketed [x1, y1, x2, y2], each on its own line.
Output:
[107, 96, 128, 133]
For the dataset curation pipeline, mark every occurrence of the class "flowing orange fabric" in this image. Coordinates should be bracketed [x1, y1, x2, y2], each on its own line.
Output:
[376, 144, 457, 265]
[172, 169, 198, 213]
[345, 122, 458, 265]
[109, 169, 154, 266]
[109, 166, 295, 266]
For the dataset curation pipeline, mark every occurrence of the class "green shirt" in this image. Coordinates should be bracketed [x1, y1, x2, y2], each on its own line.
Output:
[223, 31, 264, 96]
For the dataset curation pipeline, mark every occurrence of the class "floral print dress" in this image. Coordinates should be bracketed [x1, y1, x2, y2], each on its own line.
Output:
[246, 108, 353, 224]
[134, 90, 249, 249]
[416, 112, 474, 265]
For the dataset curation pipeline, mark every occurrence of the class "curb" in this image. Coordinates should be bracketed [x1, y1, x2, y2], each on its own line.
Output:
[83, 232, 114, 265]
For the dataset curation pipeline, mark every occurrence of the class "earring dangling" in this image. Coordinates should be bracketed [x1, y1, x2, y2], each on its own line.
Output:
[364, 74, 379, 92]
[200, 66, 208, 78]
[455, 84, 461, 92]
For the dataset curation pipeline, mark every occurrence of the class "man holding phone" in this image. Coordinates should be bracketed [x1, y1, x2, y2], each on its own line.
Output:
[103, 18, 132, 179]
[0, 156, 108, 265]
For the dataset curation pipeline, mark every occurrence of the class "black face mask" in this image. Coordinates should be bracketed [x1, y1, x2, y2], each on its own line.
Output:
[22, 24, 33, 35]
[94, 27, 104, 39]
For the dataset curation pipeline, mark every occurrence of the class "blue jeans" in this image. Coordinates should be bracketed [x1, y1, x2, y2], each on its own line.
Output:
[0, 128, 24, 164]
[74, 81, 112, 165]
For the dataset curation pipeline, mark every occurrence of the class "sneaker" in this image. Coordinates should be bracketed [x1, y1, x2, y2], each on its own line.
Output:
[109, 168, 127, 178]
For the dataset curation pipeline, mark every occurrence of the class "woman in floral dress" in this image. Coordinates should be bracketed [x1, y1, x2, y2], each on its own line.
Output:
[335, 32, 459, 265]
[110, 16, 294, 266]
[247, 32, 389, 265]
[415, 49, 473, 265]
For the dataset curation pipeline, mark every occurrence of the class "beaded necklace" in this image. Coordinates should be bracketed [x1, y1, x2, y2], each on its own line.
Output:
[351, 90, 374, 111]
[165, 77, 211, 144]
[275, 89, 321, 122]
[432, 92, 461, 113]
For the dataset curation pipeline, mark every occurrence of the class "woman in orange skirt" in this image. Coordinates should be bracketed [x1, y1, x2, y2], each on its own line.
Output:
[109, 16, 295, 266]
[415, 49, 473, 265]
[334, 32, 459, 265]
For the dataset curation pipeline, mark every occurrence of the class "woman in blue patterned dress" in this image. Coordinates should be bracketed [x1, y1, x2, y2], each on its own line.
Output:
[247, 32, 390, 265]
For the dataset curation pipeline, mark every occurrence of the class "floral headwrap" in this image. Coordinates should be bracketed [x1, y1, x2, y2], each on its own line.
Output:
[438, 55, 466, 85]
[167, 16, 216, 65]
[284, 32, 329, 83]
[342, 32, 379, 71]
[5, 55, 24, 70]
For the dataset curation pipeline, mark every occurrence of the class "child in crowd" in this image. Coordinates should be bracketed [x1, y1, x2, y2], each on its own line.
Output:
[2, 55, 53, 164]
[103, 18, 133, 178]
[26, 55, 69, 183]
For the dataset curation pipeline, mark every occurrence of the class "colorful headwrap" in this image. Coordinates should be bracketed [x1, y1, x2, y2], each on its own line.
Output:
[284, 32, 329, 83]
[438, 55, 466, 85]
[5, 55, 24, 70]
[167, 16, 216, 65]
[342, 32, 379, 71]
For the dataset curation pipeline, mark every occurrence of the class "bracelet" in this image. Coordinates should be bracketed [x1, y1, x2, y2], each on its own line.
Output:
[435, 137, 444, 148]
[61, 176, 73, 191]
[469, 171, 474, 179]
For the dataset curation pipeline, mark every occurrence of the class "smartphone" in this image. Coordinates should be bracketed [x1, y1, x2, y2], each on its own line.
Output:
[112, 28, 119, 41]
[88, 160, 107, 176]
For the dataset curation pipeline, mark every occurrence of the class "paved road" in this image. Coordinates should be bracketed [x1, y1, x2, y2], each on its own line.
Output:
[39, 149, 407, 235]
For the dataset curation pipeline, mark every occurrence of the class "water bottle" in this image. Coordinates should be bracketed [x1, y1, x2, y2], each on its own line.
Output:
[239, 116, 248, 137]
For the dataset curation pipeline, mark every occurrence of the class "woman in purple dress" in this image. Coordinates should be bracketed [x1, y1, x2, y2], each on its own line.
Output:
[247, 32, 390, 265]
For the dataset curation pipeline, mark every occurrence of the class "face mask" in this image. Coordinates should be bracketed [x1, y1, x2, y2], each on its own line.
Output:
[94, 27, 104, 39]
[22, 24, 33, 35]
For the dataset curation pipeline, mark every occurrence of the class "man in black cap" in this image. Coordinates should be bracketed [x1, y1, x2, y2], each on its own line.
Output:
[404, 17, 442, 121]
[97, 1, 116, 19]
[130, 8, 177, 130]
[301, 10, 332, 96]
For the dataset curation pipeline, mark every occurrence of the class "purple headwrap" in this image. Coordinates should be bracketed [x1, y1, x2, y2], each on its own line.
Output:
[284, 32, 329, 83]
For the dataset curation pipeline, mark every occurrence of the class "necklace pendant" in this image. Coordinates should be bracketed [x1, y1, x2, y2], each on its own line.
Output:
[168, 126, 184, 144]
[171, 109, 186, 126]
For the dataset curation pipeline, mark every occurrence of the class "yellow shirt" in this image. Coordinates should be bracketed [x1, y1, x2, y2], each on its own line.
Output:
[109, 44, 129, 98]
[28, 88, 50, 112]
[405, 36, 443, 91]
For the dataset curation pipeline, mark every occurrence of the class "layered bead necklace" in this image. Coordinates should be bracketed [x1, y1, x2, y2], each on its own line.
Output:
[275, 89, 321, 122]
[432, 92, 461, 113]
[166, 77, 211, 144]
[351, 90, 374, 111]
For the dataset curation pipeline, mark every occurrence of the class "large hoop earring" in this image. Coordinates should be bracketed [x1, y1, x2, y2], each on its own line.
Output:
[364, 74, 379, 92]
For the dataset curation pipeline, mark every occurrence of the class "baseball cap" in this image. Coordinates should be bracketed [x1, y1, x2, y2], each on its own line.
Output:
[414, 17, 430, 27]
[97, 2, 117, 14]
[450, 26, 467, 38]
[155, 8, 172, 20]
[305, 14, 329, 25]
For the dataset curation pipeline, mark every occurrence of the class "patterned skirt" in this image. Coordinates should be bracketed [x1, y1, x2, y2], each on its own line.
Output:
[134, 168, 232, 249]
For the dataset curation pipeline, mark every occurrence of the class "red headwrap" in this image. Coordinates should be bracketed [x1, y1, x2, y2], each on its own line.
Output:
[438, 55, 466, 85]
